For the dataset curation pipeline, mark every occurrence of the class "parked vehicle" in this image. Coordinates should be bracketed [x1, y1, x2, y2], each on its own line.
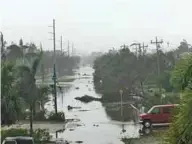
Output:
[139, 104, 179, 128]
[2, 137, 34, 144]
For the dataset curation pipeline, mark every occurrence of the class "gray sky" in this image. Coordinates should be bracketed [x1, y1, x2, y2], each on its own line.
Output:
[1, 0, 192, 54]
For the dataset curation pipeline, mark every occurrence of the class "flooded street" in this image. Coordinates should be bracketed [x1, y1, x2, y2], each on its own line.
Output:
[45, 66, 140, 144]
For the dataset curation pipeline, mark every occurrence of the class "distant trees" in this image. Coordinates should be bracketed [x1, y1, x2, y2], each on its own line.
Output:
[3, 41, 80, 77]
[93, 41, 189, 103]
[19, 39, 23, 46]
[1, 36, 79, 136]
[170, 53, 192, 90]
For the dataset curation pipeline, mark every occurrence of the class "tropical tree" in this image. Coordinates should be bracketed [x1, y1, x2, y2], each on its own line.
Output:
[1, 62, 24, 125]
[19, 39, 23, 47]
[170, 53, 192, 90]
[165, 53, 192, 144]
[16, 49, 43, 136]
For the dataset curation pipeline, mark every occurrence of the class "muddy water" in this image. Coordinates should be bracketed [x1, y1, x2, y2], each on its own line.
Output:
[45, 66, 140, 144]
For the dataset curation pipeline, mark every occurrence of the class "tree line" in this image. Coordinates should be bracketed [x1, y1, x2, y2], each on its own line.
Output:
[1, 33, 79, 136]
[93, 39, 192, 143]
[2, 38, 80, 77]
[93, 40, 191, 105]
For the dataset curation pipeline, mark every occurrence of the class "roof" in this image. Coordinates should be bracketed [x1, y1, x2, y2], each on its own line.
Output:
[153, 104, 179, 108]
[5, 137, 33, 140]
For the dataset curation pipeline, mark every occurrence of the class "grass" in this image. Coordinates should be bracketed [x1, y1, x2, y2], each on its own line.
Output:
[121, 129, 166, 144]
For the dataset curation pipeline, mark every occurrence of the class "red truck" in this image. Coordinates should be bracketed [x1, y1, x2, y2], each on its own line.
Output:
[139, 104, 179, 128]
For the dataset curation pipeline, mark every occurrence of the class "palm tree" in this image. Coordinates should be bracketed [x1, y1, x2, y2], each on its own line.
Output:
[1, 62, 24, 125]
[17, 49, 43, 136]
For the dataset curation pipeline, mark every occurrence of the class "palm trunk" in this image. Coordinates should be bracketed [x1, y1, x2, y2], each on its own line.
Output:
[40, 101, 45, 112]
[33, 103, 36, 118]
[30, 105, 33, 137]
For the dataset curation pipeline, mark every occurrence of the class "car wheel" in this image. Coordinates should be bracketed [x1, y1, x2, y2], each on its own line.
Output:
[143, 120, 151, 128]
[143, 127, 151, 135]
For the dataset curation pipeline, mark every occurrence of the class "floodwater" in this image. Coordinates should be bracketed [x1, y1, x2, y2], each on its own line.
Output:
[45, 66, 140, 144]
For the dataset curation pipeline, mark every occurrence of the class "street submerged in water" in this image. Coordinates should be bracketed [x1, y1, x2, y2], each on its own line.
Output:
[3, 66, 143, 144]
[44, 66, 142, 144]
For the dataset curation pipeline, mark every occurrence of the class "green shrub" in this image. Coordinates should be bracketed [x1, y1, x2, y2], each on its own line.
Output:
[33, 129, 52, 143]
[1, 129, 28, 142]
[164, 92, 192, 144]
[47, 111, 65, 122]
[1, 128, 52, 143]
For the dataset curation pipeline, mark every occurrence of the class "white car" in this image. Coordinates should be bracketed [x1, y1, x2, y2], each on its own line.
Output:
[2, 137, 34, 144]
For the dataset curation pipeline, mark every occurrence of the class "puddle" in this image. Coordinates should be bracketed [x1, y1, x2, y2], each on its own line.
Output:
[45, 66, 140, 144]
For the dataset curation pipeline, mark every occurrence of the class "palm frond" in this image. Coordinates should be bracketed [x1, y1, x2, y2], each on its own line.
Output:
[31, 50, 43, 76]
[31, 58, 41, 75]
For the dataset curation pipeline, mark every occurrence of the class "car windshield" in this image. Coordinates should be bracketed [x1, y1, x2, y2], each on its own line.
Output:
[147, 107, 154, 113]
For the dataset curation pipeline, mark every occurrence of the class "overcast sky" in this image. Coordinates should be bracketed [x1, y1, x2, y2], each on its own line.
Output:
[1, 0, 192, 54]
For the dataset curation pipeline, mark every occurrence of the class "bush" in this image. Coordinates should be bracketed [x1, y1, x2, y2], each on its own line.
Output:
[33, 129, 52, 143]
[1, 128, 52, 143]
[164, 92, 192, 144]
[47, 111, 65, 122]
[1, 129, 28, 142]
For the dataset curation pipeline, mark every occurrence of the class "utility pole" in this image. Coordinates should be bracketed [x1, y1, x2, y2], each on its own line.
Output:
[73, 43, 75, 56]
[58, 35, 65, 56]
[151, 37, 163, 94]
[49, 19, 57, 114]
[138, 43, 142, 57]
[60, 36, 63, 54]
[142, 42, 148, 56]
[40, 43, 45, 84]
[67, 40, 70, 57]
[119, 89, 123, 118]
[71, 43, 74, 56]
[130, 43, 141, 58]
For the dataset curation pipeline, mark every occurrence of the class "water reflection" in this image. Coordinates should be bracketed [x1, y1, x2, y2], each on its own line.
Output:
[55, 129, 65, 138]
[103, 104, 137, 122]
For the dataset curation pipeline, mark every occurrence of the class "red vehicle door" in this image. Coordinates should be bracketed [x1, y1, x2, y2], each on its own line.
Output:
[162, 106, 174, 123]
[150, 107, 163, 123]
[162, 106, 171, 123]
